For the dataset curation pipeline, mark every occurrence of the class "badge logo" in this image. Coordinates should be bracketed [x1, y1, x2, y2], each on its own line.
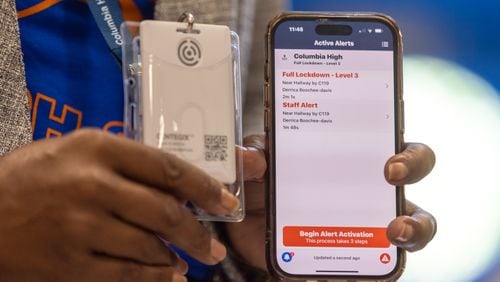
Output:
[178, 38, 201, 66]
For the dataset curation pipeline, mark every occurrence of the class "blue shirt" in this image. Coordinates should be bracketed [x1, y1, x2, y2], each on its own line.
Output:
[16, 1, 214, 279]
[16, 0, 153, 139]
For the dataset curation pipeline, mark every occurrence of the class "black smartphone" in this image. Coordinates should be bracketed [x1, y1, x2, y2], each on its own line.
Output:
[264, 13, 405, 280]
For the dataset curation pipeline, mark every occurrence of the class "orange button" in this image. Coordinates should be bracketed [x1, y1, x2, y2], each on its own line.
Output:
[283, 226, 390, 248]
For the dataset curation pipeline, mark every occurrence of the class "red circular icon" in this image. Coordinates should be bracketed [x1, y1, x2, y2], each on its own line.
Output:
[379, 253, 391, 264]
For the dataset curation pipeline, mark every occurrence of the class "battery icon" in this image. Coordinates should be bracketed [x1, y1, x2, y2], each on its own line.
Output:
[375, 28, 383, 33]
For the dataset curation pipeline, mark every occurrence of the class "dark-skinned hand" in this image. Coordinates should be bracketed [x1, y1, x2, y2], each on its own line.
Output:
[0, 129, 240, 282]
[226, 135, 437, 271]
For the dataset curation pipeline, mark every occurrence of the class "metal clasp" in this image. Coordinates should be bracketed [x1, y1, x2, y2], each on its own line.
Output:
[177, 12, 200, 34]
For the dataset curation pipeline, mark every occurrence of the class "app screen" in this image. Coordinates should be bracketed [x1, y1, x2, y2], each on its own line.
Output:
[273, 20, 398, 276]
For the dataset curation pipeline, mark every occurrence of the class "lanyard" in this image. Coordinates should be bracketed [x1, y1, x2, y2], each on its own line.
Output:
[88, 0, 125, 66]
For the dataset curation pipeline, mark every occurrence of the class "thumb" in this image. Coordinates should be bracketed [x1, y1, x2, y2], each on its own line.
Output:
[241, 135, 266, 181]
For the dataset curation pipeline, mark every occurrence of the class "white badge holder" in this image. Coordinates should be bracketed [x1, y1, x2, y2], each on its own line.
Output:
[121, 13, 244, 222]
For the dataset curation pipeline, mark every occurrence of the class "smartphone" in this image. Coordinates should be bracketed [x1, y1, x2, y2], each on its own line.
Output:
[265, 13, 405, 280]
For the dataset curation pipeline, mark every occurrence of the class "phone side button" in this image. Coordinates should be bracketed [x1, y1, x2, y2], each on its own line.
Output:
[400, 100, 405, 134]
[264, 109, 269, 132]
[264, 60, 269, 82]
[263, 82, 270, 107]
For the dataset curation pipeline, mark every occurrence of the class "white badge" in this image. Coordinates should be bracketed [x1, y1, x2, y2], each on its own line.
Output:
[139, 19, 237, 184]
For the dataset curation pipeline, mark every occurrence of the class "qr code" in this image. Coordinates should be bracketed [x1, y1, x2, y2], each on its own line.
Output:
[204, 135, 228, 161]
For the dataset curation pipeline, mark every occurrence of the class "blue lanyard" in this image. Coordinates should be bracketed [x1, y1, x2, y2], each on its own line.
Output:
[88, 0, 125, 65]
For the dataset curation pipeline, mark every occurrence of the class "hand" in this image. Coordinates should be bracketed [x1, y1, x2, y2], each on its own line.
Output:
[0, 129, 239, 282]
[225, 136, 437, 270]
[385, 143, 437, 252]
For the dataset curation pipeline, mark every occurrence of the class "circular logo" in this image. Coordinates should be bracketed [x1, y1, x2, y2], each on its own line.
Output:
[178, 38, 201, 66]
[281, 251, 294, 263]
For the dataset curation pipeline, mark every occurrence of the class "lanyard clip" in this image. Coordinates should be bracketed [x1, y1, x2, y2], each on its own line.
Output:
[177, 12, 199, 34]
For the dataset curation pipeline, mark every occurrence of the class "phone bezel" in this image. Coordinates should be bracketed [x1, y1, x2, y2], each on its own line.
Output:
[264, 12, 406, 281]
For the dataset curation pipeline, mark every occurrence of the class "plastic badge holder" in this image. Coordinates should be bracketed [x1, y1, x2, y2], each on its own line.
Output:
[121, 20, 244, 222]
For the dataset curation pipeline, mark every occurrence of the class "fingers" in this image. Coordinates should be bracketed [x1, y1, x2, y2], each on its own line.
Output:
[88, 256, 187, 282]
[95, 173, 226, 265]
[386, 200, 437, 252]
[74, 129, 239, 216]
[384, 143, 437, 251]
[384, 142, 436, 186]
[87, 214, 187, 273]
[240, 147, 266, 181]
[243, 134, 266, 152]
[242, 135, 266, 181]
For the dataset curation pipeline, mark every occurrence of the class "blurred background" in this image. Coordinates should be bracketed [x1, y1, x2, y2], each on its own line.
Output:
[290, 1, 500, 281]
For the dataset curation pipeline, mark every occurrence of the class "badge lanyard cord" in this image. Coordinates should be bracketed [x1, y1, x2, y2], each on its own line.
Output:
[87, 0, 126, 67]
[88, 1, 197, 68]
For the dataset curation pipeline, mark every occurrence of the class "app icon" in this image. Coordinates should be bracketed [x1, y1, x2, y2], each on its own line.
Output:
[281, 251, 294, 263]
[380, 253, 391, 264]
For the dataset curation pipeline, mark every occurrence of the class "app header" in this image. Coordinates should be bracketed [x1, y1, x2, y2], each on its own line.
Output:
[274, 20, 395, 51]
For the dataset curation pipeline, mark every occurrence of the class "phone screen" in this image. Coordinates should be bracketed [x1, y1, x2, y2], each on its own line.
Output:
[270, 17, 401, 277]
